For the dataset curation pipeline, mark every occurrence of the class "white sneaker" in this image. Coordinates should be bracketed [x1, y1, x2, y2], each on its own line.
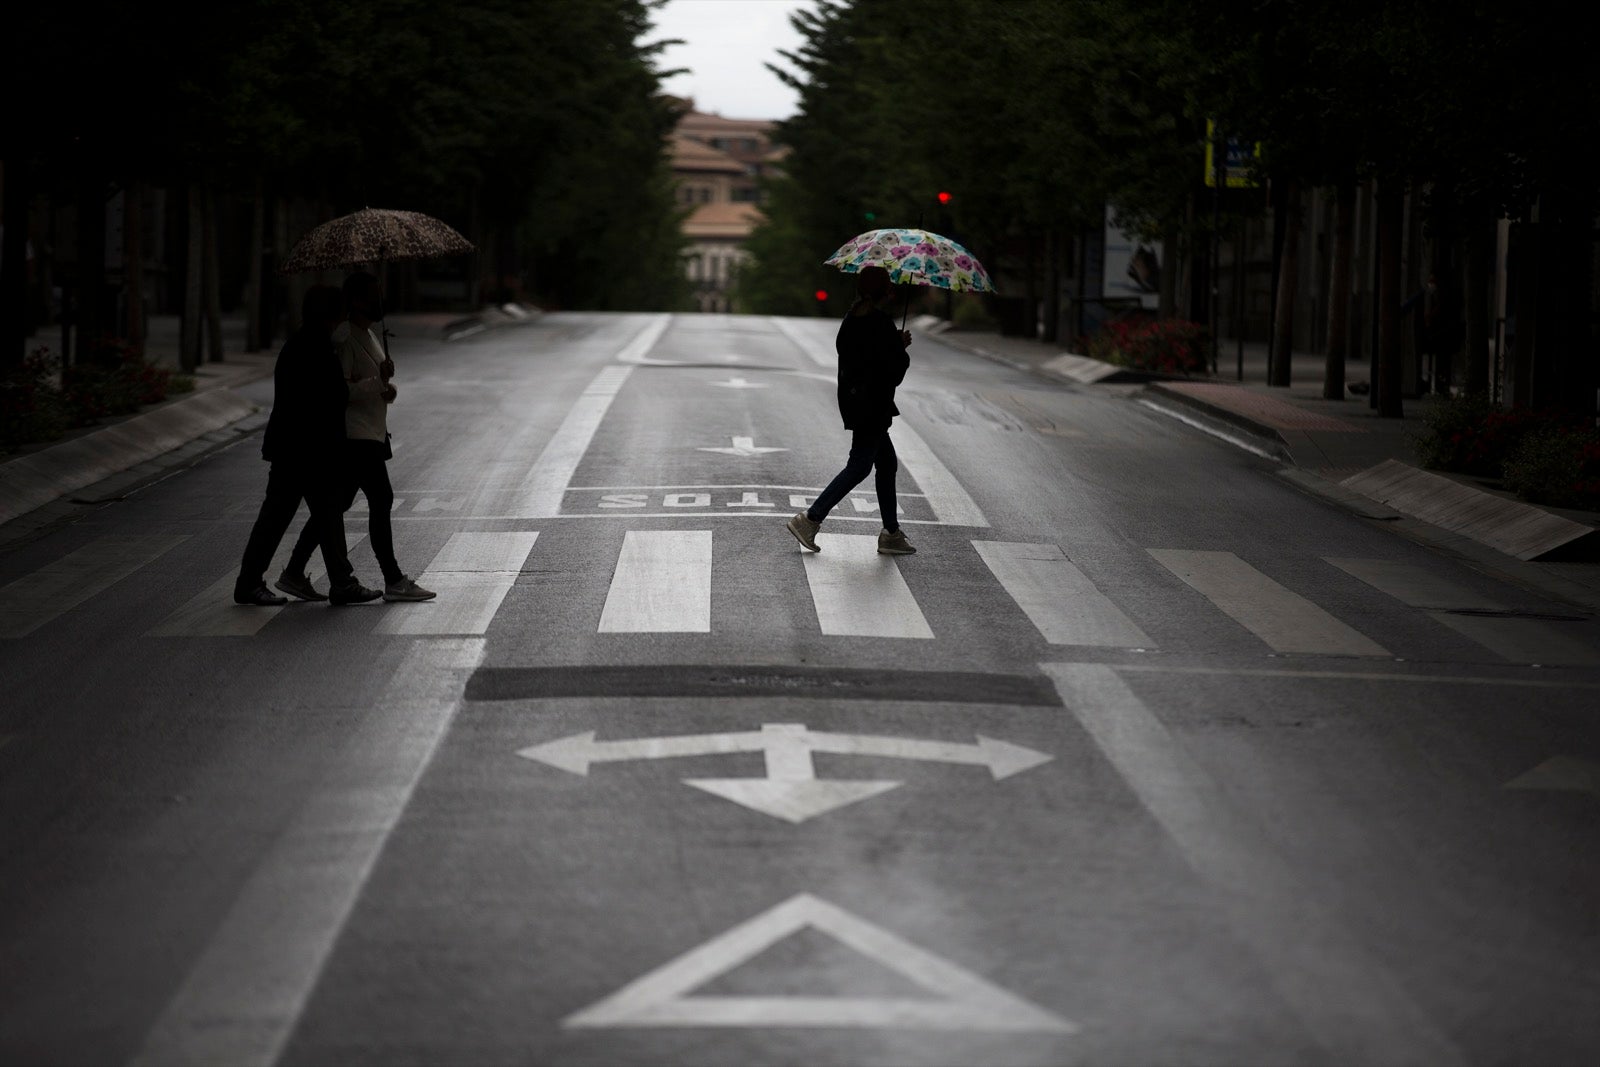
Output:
[877, 528, 915, 555]
[384, 576, 437, 602]
[786, 512, 821, 552]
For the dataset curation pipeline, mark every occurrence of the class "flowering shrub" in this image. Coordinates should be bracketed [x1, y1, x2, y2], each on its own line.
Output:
[1, 340, 189, 453]
[0, 348, 69, 452]
[1411, 394, 1558, 477]
[1503, 424, 1600, 510]
[1087, 318, 1209, 375]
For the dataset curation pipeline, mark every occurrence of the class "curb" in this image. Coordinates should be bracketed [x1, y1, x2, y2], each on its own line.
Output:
[0, 305, 541, 533]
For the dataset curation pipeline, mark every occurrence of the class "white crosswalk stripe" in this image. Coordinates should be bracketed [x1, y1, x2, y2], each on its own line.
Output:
[1327, 556, 1600, 665]
[2, 535, 188, 638]
[598, 530, 712, 633]
[803, 534, 934, 639]
[1149, 548, 1389, 657]
[973, 541, 1152, 647]
[376, 532, 540, 636]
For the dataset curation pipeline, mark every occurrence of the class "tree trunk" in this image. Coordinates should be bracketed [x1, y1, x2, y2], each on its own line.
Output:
[1377, 182, 1405, 418]
[246, 179, 264, 351]
[1158, 230, 1178, 320]
[1270, 180, 1302, 387]
[76, 176, 109, 366]
[180, 183, 203, 373]
[1042, 227, 1061, 344]
[1462, 211, 1492, 397]
[0, 156, 30, 369]
[202, 185, 224, 362]
[1323, 180, 1355, 399]
[123, 182, 145, 357]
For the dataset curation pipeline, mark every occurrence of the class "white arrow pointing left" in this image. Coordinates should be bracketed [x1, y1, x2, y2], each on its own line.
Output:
[696, 436, 788, 457]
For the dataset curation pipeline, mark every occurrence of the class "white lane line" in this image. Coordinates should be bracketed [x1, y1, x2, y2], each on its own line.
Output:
[509, 314, 670, 518]
[0, 535, 188, 638]
[973, 541, 1152, 647]
[803, 534, 933, 639]
[1326, 556, 1600, 666]
[375, 532, 539, 636]
[1149, 549, 1387, 657]
[598, 530, 712, 633]
[1041, 663, 1464, 1066]
[891, 421, 988, 528]
[133, 637, 486, 1067]
[770, 315, 836, 369]
[149, 535, 367, 637]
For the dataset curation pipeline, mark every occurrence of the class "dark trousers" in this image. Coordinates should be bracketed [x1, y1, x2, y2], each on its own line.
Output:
[807, 427, 899, 531]
[236, 460, 355, 594]
[289, 440, 402, 586]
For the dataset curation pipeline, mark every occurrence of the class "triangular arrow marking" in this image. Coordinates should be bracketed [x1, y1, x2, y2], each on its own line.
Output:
[1504, 755, 1600, 794]
[683, 779, 901, 823]
[563, 893, 1076, 1033]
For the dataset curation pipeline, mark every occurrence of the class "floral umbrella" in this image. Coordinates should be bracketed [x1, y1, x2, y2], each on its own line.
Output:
[823, 227, 995, 293]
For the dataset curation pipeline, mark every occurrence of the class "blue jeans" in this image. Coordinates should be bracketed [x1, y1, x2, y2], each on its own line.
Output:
[807, 428, 899, 531]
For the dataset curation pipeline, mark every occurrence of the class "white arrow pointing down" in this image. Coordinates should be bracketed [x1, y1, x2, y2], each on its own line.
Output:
[697, 436, 789, 458]
[516, 723, 1053, 823]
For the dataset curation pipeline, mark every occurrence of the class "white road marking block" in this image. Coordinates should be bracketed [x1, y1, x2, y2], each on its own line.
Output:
[563, 892, 1075, 1032]
[598, 530, 712, 633]
[1326, 556, 1600, 665]
[512, 363, 637, 518]
[697, 436, 788, 457]
[803, 534, 933, 639]
[133, 638, 487, 1067]
[974, 541, 1153, 647]
[1504, 755, 1600, 795]
[711, 376, 767, 389]
[375, 532, 538, 636]
[891, 420, 988, 528]
[1149, 549, 1387, 656]
[1042, 663, 1463, 1065]
[149, 535, 368, 637]
[517, 722, 1050, 823]
[1, 535, 187, 638]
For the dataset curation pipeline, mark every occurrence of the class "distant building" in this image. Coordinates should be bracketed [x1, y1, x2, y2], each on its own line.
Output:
[669, 102, 786, 312]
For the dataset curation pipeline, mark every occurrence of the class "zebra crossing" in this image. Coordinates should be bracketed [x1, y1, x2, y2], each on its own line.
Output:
[1, 528, 1597, 664]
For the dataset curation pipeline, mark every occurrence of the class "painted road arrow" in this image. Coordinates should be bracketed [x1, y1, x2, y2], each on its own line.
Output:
[696, 436, 789, 458]
[516, 723, 1053, 823]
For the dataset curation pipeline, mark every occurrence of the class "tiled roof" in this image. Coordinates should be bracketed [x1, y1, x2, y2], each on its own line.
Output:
[683, 201, 764, 239]
[670, 132, 746, 174]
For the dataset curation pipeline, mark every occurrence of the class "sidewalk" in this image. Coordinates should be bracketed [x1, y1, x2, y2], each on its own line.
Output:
[0, 305, 538, 538]
[919, 317, 1600, 605]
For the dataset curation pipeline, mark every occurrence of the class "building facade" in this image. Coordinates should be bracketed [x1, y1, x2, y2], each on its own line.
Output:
[669, 103, 785, 313]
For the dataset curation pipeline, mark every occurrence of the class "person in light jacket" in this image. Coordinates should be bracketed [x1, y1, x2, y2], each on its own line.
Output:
[786, 265, 915, 555]
[279, 272, 435, 602]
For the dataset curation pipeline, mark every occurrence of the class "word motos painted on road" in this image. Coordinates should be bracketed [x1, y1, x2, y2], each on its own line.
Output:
[561, 486, 936, 522]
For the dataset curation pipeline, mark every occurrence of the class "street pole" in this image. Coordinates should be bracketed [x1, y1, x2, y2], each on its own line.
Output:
[1210, 127, 1223, 376]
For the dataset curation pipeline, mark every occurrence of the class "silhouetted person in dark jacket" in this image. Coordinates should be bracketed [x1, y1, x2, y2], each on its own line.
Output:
[787, 265, 916, 555]
[233, 286, 382, 606]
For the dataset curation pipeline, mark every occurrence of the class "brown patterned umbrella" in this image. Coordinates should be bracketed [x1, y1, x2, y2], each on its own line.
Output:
[278, 207, 473, 274]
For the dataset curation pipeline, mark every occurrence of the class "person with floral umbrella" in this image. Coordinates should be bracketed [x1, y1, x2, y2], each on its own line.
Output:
[787, 265, 917, 556]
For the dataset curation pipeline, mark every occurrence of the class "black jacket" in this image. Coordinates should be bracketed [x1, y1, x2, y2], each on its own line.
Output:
[261, 327, 350, 463]
[834, 304, 909, 430]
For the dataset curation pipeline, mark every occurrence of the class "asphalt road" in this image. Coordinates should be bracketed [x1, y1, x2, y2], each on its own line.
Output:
[2, 312, 1597, 1067]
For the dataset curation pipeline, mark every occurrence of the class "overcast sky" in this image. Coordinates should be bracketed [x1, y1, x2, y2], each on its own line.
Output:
[648, 0, 814, 120]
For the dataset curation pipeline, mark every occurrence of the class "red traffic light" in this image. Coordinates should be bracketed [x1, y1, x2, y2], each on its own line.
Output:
[936, 191, 952, 204]
[814, 290, 829, 302]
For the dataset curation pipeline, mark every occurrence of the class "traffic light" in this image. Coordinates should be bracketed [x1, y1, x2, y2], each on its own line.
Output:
[863, 210, 877, 223]
[936, 191, 952, 205]
[814, 289, 829, 303]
